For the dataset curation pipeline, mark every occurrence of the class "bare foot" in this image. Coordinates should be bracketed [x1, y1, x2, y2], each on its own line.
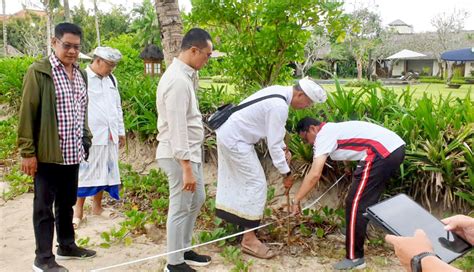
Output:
[91, 207, 104, 216]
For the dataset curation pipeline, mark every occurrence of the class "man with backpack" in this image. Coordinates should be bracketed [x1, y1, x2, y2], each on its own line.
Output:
[215, 78, 326, 259]
[73, 47, 125, 228]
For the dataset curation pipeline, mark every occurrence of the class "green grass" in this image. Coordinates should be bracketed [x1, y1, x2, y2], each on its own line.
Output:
[199, 79, 236, 93]
[322, 83, 473, 100]
[199, 80, 473, 101]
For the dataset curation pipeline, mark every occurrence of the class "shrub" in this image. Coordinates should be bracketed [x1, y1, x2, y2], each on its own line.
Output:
[103, 33, 144, 78]
[197, 84, 241, 115]
[308, 61, 331, 79]
[211, 75, 232, 83]
[421, 66, 431, 76]
[198, 58, 225, 77]
[453, 67, 464, 79]
[118, 74, 158, 139]
[336, 59, 357, 78]
[0, 56, 36, 109]
[0, 117, 18, 160]
[344, 79, 382, 88]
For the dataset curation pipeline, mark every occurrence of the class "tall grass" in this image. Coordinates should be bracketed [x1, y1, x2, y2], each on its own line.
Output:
[288, 83, 474, 212]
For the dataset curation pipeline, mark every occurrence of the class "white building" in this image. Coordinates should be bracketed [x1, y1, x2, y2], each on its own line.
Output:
[388, 19, 414, 34]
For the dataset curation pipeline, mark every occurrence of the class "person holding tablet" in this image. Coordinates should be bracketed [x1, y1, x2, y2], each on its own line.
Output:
[385, 214, 474, 272]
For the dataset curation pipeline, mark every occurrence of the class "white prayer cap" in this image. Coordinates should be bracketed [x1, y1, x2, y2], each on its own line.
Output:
[93, 47, 122, 63]
[298, 77, 327, 103]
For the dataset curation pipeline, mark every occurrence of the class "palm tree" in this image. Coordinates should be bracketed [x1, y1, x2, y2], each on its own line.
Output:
[93, 0, 100, 46]
[154, 0, 183, 66]
[63, 0, 71, 22]
[2, 0, 7, 56]
[130, 0, 161, 47]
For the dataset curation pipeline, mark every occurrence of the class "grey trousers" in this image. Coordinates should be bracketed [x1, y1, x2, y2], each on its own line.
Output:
[157, 159, 205, 265]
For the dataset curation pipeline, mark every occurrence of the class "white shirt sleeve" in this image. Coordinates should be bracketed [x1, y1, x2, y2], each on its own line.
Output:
[163, 79, 191, 160]
[313, 131, 337, 158]
[113, 76, 125, 136]
[265, 104, 290, 174]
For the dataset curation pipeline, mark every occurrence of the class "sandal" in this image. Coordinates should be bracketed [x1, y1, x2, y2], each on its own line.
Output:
[241, 243, 276, 259]
[92, 209, 119, 219]
[72, 217, 85, 229]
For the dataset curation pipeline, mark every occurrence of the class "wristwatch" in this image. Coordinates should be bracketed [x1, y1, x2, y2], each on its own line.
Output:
[410, 252, 438, 272]
[282, 171, 291, 178]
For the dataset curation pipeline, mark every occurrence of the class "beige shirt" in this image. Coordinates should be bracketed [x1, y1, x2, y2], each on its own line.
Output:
[155, 58, 203, 163]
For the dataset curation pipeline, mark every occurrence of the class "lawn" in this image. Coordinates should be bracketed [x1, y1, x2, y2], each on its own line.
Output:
[321, 83, 473, 100]
[199, 79, 473, 101]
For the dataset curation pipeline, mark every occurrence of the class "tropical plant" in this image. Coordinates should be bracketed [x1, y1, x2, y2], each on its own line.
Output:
[189, 0, 348, 88]
[129, 0, 161, 47]
[0, 117, 17, 160]
[0, 56, 36, 108]
[220, 246, 254, 272]
[287, 83, 474, 211]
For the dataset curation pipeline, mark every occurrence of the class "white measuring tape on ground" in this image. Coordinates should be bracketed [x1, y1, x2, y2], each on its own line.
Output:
[91, 174, 346, 272]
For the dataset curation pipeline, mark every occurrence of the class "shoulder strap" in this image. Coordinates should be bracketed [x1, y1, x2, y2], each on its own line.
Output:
[231, 94, 287, 113]
[109, 74, 117, 88]
[79, 69, 88, 87]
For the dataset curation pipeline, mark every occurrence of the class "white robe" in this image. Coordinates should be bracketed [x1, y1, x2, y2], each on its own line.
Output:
[215, 139, 266, 221]
[79, 67, 124, 188]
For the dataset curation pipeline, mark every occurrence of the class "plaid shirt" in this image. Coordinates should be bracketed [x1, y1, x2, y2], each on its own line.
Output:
[49, 54, 88, 165]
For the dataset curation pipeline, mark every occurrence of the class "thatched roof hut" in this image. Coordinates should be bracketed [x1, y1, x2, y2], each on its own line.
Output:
[139, 44, 164, 76]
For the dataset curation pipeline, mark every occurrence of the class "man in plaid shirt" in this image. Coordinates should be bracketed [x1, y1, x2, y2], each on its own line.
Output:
[18, 23, 96, 272]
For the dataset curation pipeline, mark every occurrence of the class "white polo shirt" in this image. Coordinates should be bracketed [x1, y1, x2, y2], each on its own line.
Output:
[313, 121, 405, 161]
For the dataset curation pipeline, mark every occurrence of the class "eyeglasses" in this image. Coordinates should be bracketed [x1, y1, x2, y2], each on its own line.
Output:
[101, 58, 117, 69]
[56, 39, 82, 51]
[194, 47, 212, 58]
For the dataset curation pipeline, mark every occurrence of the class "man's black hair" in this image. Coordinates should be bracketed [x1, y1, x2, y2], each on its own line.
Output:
[296, 117, 321, 133]
[55, 23, 83, 40]
[181, 28, 212, 51]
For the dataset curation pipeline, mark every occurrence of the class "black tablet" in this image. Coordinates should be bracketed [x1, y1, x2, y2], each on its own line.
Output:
[365, 193, 472, 263]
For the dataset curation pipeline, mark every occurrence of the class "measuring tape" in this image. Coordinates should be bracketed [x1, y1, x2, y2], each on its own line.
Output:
[91, 174, 346, 271]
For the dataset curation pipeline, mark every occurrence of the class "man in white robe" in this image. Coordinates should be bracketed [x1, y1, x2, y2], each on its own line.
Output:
[73, 47, 125, 226]
[215, 78, 327, 259]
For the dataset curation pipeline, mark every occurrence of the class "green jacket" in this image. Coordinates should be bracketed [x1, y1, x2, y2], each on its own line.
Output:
[17, 57, 93, 163]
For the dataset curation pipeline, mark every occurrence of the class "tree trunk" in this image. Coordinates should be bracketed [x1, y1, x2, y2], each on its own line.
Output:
[2, 0, 7, 56]
[446, 61, 454, 83]
[436, 60, 444, 79]
[93, 0, 101, 46]
[154, 0, 183, 67]
[63, 0, 71, 22]
[46, 9, 52, 55]
[356, 58, 363, 80]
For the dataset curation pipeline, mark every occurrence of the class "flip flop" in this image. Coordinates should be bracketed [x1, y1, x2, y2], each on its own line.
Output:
[72, 217, 85, 229]
[241, 243, 276, 259]
[92, 209, 119, 219]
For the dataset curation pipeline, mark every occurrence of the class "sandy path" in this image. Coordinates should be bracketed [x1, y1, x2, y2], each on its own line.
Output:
[0, 193, 404, 272]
